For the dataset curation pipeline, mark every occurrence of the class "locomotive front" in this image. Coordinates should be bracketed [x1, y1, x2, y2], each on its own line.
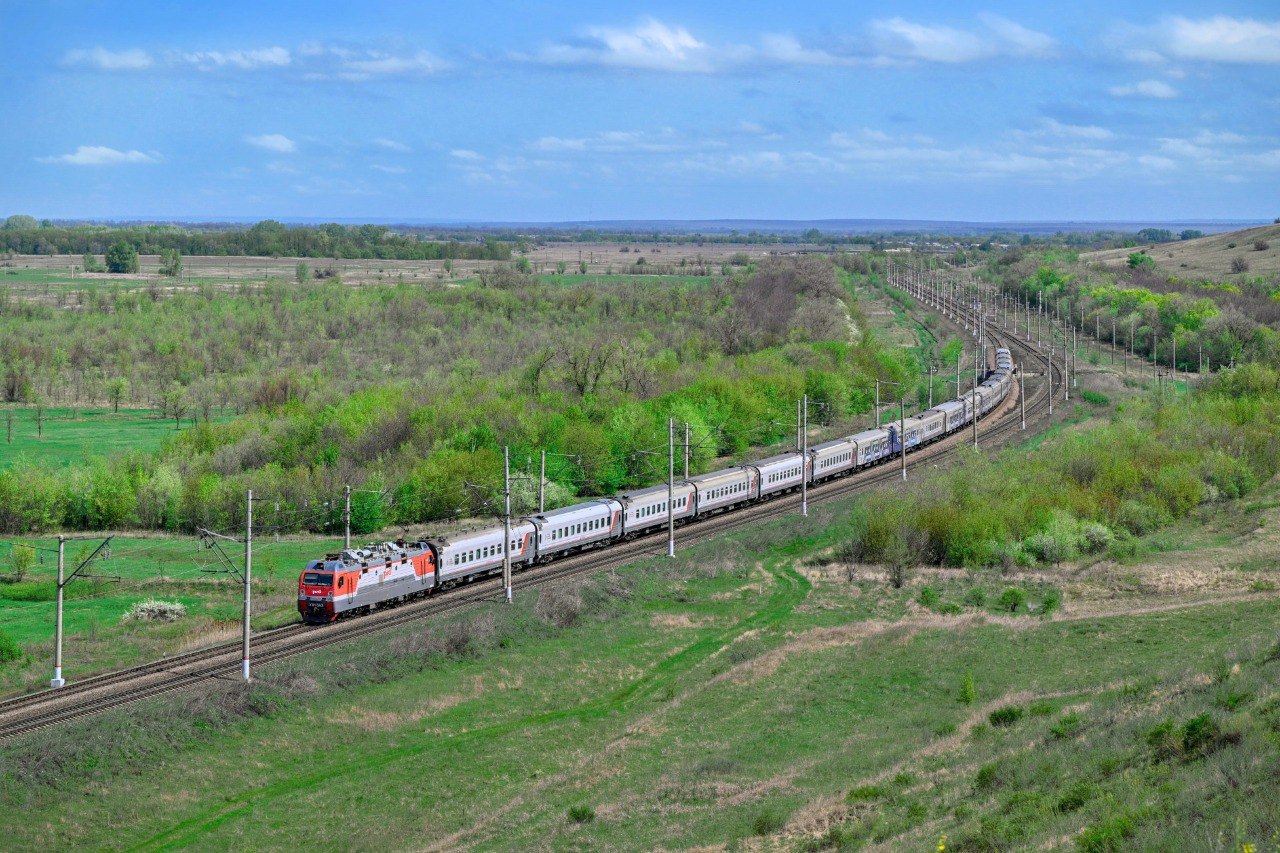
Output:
[298, 559, 337, 622]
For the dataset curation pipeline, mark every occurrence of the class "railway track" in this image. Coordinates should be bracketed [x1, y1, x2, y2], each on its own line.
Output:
[0, 294, 1064, 741]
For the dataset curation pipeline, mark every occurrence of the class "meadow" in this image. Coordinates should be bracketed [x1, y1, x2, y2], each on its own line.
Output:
[0, 406, 195, 468]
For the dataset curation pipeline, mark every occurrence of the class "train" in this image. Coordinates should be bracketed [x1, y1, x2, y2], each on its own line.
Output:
[298, 350, 1018, 622]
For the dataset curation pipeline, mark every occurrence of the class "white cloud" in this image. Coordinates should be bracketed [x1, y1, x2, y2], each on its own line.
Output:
[1137, 155, 1177, 170]
[532, 19, 713, 72]
[245, 134, 297, 154]
[449, 149, 484, 161]
[36, 145, 159, 166]
[370, 164, 407, 174]
[1163, 16, 1280, 63]
[179, 47, 291, 70]
[1110, 79, 1179, 99]
[61, 47, 153, 70]
[1020, 118, 1114, 141]
[529, 129, 706, 154]
[372, 138, 411, 152]
[869, 15, 1056, 63]
[337, 51, 447, 80]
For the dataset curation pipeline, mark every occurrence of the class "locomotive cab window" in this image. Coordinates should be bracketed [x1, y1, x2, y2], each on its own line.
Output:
[303, 572, 333, 586]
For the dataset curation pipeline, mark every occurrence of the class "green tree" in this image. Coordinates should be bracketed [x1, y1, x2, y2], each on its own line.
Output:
[579, 260, 588, 274]
[7, 543, 35, 582]
[998, 588, 1027, 613]
[295, 261, 309, 283]
[82, 252, 103, 273]
[158, 248, 182, 277]
[105, 241, 140, 274]
[106, 377, 129, 413]
[2, 214, 38, 230]
[515, 257, 532, 274]
[556, 260, 567, 275]
[1126, 252, 1156, 271]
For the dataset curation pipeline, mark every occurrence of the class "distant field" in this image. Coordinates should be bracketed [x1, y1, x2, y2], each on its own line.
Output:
[0, 407, 201, 468]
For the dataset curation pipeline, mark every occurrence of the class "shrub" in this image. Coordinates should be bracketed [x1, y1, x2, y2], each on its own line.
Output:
[1254, 239, 1270, 251]
[998, 588, 1027, 613]
[1057, 781, 1098, 813]
[121, 599, 187, 623]
[989, 705, 1025, 727]
[1051, 712, 1084, 739]
[1078, 814, 1136, 851]
[964, 587, 988, 608]
[1181, 713, 1221, 756]
[752, 807, 787, 836]
[1030, 701, 1055, 716]
[1230, 256, 1250, 273]
[567, 805, 595, 823]
[959, 670, 976, 705]
[0, 629, 21, 665]
[937, 602, 963, 615]
[1039, 588, 1062, 616]
[1115, 500, 1170, 535]
[975, 762, 1001, 790]
[917, 586, 940, 608]
[848, 784, 884, 801]
[1081, 390, 1110, 406]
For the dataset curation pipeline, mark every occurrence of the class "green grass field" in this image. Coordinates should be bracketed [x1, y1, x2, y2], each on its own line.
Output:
[0, 535, 342, 692]
[0, 407, 199, 468]
[0, 476, 1277, 849]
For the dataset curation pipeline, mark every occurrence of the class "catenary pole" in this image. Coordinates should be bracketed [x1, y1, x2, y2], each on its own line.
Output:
[343, 485, 351, 550]
[51, 536, 65, 688]
[242, 490, 252, 682]
[900, 399, 907, 481]
[539, 450, 546, 514]
[667, 418, 675, 558]
[1020, 365, 1026, 430]
[801, 395, 809, 516]
[503, 446, 512, 604]
[684, 422, 690, 480]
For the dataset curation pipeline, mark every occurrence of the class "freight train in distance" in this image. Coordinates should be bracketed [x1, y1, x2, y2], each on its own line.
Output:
[298, 350, 1017, 622]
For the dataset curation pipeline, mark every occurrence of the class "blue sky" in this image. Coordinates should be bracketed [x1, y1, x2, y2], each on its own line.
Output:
[3, 1, 1278, 222]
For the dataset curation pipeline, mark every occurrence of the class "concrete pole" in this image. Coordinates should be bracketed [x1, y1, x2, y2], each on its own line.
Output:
[801, 395, 809, 516]
[503, 446, 512, 603]
[972, 386, 979, 449]
[51, 536, 65, 688]
[900, 400, 907, 481]
[1073, 327, 1078, 389]
[242, 490, 252, 682]
[1064, 327, 1070, 401]
[1048, 338, 1054, 416]
[539, 450, 546, 514]
[667, 419, 675, 558]
[343, 485, 351, 550]
[875, 380, 880, 428]
[928, 365, 934, 409]
[684, 422, 690, 480]
[1020, 367, 1026, 430]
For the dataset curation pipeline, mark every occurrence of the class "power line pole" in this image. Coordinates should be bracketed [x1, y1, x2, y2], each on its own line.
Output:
[667, 418, 675, 558]
[684, 422, 691, 480]
[503, 446, 512, 604]
[50, 534, 115, 688]
[1020, 365, 1026, 430]
[801, 395, 809, 515]
[900, 399, 907, 481]
[539, 450, 546, 514]
[242, 490, 252, 682]
[52, 536, 64, 689]
[343, 485, 351, 550]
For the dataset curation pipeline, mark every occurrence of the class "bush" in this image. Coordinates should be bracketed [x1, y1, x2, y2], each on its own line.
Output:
[121, 599, 186, 623]
[1254, 239, 1270, 251]
[1078, 814, 1136, 852]
[0, 629, 21, 665]
[1051, 712, 1084, 739]
[1079, 523, 1113, 554]
[848, 784, 884, 801]
[752, 807, 787, 836]
[1056, 781, 1098, 813]
[998, 588, 1027, 613]
[964, 587, 988, 608]
[989, 705, 1025, 727]
[1230, 256, 1250, 273]
[917, 586, 940, 608]
[1039, 588, 1062, 616]
[975, 762, 1001, 790]
[959, 671, 976, 705]
[567, 805, 595, 823]
[1081, 390, 1110, 406]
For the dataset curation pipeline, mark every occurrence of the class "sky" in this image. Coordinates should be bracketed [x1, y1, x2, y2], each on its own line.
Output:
[2, 0, 1278, 223]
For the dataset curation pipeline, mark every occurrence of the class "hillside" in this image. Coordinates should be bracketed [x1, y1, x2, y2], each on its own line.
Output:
[1084, 223, 1280, 281]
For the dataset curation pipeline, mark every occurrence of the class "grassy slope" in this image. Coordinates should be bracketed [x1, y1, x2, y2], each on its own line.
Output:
[1083, 223, 1280, 281]
[1, 474, 1278, 850]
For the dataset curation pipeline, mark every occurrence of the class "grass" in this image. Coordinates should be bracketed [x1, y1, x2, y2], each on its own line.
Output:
[0, 535, 341, 692]
[0, 407, 219, 468]
[0, 480, 1276, 850]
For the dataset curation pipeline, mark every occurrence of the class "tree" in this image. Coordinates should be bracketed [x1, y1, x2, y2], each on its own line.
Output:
[105, 241, 139, 274]
[105, 377, 129, 413]
[998, 588, 1027, 613]
[556, 260, 567, 275]
[159, 384, 188, 429]
[1179, 230, 1203, 241]
[295, 261, 309, 283]
[2, 214, 38, 230]
[1126, 252, 1156, 271]
[32, 397, 45, 437]
[7, 544, 35, 583]
[82, 252, 104, 273]
[158, 248, 182, 277]
[515, 257, 532, 274]
[579, 260, 588, 274]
